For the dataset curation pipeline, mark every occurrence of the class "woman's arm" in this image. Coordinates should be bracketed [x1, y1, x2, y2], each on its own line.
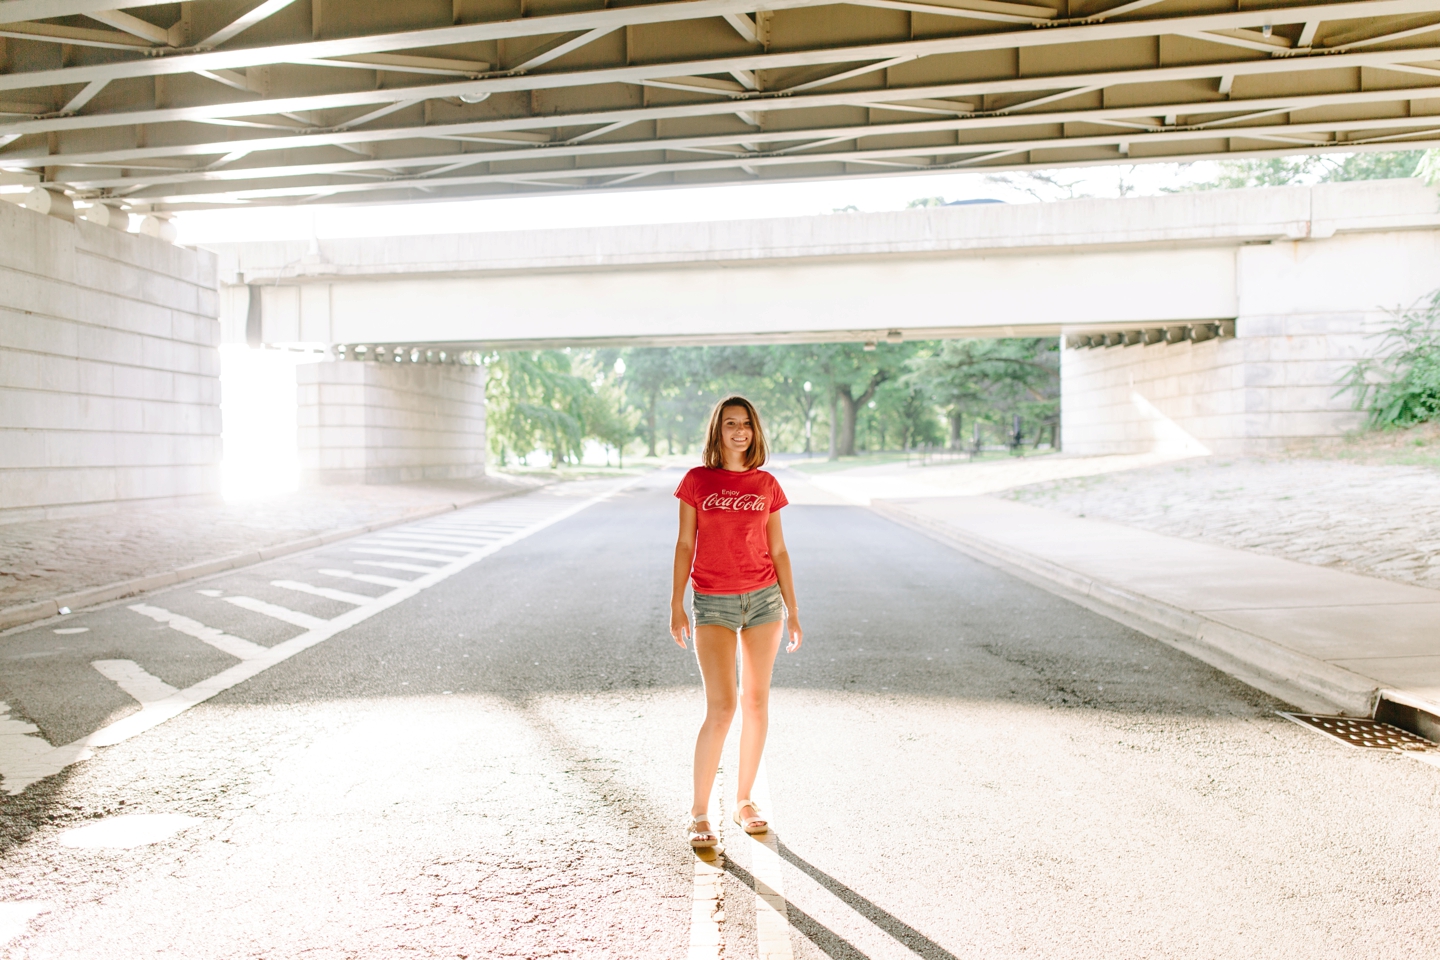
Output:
[767, 512, 804, 653]
[670, 502, 698, 648]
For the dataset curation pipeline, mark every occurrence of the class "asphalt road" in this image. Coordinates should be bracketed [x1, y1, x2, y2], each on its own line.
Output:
[2, 468, 1439, 959]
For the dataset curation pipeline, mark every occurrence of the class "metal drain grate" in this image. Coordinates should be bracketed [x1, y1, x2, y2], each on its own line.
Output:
[1279, 713, 1439, 752]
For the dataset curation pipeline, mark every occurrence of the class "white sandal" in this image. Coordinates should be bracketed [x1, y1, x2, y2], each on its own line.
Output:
[689, 815, 719, 849]
[733, 799, 768, 835]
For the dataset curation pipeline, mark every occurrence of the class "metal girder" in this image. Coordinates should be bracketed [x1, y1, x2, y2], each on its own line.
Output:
[1, 0, 1439, 209]
[6, 28, 1440, 139]
[0, 0, 204, 21]
[120, 114, 1440, 204]
[11, 38, 1440, 142]
[197, 0, 302, 50]
[4, 0, 1440, 94]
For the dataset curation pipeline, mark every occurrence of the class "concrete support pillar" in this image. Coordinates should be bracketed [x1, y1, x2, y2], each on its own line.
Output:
[1061, 227, 1440, 456]
[297, 360, 486, 484]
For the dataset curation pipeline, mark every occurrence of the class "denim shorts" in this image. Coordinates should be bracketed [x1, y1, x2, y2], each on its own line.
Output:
[692, 583, 784, 632]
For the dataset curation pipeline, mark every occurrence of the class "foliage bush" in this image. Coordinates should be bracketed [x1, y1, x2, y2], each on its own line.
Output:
[1339, 291, 1440, 428]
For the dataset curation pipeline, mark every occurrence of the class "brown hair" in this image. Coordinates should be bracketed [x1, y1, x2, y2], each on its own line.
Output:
[703, 396, 768, 470]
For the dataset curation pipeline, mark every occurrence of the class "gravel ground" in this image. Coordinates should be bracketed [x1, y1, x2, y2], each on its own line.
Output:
[1006, 456, 1440, 589]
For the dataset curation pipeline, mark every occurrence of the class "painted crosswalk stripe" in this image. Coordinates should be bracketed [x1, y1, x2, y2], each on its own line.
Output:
[270, 580, 378, 605]
[354, 560, 440, 575]
[223, 595, 328, 630]
[351, 547, 465, 563]
[128, 604, 268, 661]
[1, 477, 642, 795]
[359, 538, 469, 552]
[318, 569, 411, 589]
[91, 660, 178, 705]
[363, 533, 498, 548]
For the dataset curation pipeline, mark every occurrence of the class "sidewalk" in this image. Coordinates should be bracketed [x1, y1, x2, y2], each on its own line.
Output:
[872, 495, 1440, 720]
[0, 475, 547, 632]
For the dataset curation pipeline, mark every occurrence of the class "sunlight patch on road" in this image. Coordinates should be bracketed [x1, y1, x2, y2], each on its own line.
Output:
[58, 814, 201, 849]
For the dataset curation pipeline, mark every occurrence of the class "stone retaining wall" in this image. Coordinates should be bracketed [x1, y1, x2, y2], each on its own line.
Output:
[0, 202, 221, 521]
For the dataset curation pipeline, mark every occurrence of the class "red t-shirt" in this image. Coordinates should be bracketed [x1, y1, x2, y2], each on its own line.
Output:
[674, 466, 789, 595]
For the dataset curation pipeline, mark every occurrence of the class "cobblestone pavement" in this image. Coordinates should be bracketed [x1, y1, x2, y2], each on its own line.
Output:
[1007, 458, 1440, 590]
[0, 476, 547, 610]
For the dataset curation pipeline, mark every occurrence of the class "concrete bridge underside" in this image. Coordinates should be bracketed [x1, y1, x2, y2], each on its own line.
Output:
[199, 179, 1440, 481]
[4, 0, 1440, 211]
[212, 180, 1436, 351]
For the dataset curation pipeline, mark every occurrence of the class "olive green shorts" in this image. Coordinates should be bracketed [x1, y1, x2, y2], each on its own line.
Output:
[692, 583, 784, 632]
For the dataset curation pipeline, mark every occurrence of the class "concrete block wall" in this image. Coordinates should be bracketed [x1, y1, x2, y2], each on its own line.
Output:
[297, 361, 485, 484]
[1063, 227, 1440, 456]
[0, 202, 221, 521]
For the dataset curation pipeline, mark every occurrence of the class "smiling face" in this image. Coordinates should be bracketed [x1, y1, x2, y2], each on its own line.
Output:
[719, 405, 754, 463]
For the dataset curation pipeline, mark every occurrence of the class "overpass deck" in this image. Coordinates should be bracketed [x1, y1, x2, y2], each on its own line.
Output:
[205, 179, 1439, 350]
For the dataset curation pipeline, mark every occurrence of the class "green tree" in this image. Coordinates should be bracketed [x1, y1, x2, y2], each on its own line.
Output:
[616, 348, 681, 457]
[484, 350, 591, 467]
[575, 353, 639, 466]
[809, 343, 915, 458]
[1191, 150, 1436, 190]
[905, 339, 1060, 448]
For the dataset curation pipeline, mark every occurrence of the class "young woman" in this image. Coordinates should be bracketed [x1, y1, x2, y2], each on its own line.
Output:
[670, 396, 803, 848]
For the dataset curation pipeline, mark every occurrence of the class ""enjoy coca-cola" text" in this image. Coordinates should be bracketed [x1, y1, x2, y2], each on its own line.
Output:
[701, 492, 768, 512]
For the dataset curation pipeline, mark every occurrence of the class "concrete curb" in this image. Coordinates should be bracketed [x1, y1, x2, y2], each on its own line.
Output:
[0, 485, 537, 635]
[871, 499, 1384, 717]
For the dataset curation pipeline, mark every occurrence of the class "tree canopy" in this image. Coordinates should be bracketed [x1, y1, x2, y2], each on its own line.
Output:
[483, 339, 1059, 466]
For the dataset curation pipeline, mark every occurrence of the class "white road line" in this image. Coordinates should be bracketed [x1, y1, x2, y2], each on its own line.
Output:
[1, 478, 641, 795]
[690, 778, 725, 960]
[91, 660, 178, 705]
[691, 855, 725, 960]
[359, 538, 469, 552]
[354, 560, 440, 574]
[362, 533, 499, 547]
[746, 760, 793, 960]
[128, 604, 269, 662]
[318, 568, 411, 588]
[223, 595, 329, 630]
[351, 547, 465, 563]
[270, 580, 378, 605]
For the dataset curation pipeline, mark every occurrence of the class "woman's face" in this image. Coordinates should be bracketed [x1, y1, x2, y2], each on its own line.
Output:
[720, 405, 753, 458]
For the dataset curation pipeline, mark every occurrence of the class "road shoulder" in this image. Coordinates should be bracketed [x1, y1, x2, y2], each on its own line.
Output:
[873, 495, 1440, 718]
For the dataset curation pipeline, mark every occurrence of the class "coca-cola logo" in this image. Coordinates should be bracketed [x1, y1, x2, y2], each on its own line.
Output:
[701, 491, 767, 512]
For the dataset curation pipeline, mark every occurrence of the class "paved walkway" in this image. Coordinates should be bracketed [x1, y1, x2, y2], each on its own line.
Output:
[873, 495, 1440, 721]
[0, 476, 547, 630]
[777, 453, 1440, 720]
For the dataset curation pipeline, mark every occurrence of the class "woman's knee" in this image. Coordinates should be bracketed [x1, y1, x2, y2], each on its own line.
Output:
[739, 689, 768, 717]
[706, 695, 737, 723]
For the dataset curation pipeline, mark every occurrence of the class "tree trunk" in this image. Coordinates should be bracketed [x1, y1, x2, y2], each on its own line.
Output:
[827, 390, 841, 460]
[836, 387, 858, 457]
[644, 391, 658, 457]
[949, 407, 962, 449]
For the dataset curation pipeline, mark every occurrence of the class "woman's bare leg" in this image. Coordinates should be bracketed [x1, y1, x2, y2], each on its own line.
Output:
[692, 624, 739, 818]
[735, 618, 784, 820]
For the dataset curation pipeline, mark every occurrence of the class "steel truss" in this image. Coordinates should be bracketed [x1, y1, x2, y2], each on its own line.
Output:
[1, 0, 1438, 209]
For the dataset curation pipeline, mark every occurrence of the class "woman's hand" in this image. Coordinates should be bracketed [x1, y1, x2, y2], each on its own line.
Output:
[670, 604, 692, 649]
[786, 613, 803, 653]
